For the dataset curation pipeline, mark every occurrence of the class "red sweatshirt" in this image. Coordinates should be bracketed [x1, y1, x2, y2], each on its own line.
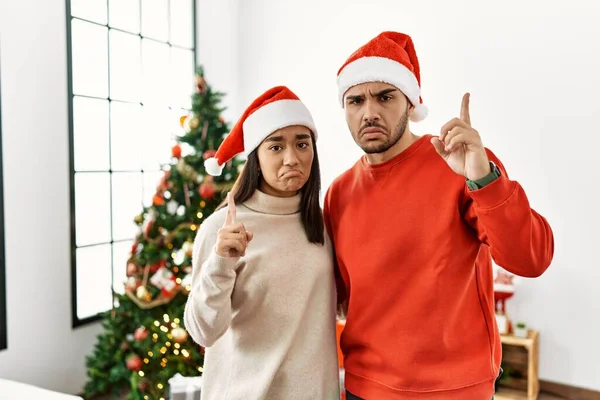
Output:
[324, 134, 554, 399]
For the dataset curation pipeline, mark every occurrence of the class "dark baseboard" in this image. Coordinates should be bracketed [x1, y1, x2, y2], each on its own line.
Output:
[541, 380, 600, 400]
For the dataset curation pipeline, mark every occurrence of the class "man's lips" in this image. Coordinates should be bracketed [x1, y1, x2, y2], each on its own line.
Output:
[361, 127, 385, 138]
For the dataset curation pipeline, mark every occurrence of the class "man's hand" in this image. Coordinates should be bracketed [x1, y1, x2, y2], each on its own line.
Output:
[215, 193, 253, 258]
[431, 93, 491, 181]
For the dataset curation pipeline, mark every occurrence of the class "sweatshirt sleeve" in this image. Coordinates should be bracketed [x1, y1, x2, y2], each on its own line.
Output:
[324, 185, 348, 308]
[183, 212, 239, 347]
[463, 149, 555, 278]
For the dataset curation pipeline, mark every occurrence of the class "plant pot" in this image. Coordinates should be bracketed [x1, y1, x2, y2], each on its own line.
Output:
[513, 326, 528, 338]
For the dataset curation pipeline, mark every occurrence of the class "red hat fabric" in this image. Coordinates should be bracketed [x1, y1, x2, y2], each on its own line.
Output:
[337, 31, 428, 122]
[204, 86, 317, 176]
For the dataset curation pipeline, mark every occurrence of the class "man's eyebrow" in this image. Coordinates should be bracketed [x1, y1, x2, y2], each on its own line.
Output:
[346, 88, 397, 101]
[373, 88, 397, 97]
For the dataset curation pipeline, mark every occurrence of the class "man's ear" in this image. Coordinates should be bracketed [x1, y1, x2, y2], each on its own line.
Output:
[407, 102, 415, 118]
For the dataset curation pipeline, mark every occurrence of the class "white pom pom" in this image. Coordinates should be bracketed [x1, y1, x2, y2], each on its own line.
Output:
[204, 157, 224, 176]
[410, 103, 428, 122]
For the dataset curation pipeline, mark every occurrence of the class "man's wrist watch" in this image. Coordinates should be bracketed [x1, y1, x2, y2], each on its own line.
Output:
[466, 161, 501, 190]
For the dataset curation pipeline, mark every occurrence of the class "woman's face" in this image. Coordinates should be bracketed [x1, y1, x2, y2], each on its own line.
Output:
[256, 125, 314, 197]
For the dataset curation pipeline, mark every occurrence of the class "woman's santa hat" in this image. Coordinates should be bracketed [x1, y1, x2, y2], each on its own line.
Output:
[336, 31, 428, 122]
[204, 86, 317, 176]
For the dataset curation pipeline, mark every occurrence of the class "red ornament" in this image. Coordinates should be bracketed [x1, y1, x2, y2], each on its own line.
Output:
[161, 285, 178, 298]
[149, 259, 166, 274]
[203, 149, 217, 160]
[138, 379, 150, 392]
[172, 144, 182, 159]
[199, 182, 215, 199]
[134, 327, 149, 341]
[153, 194, 165, 206]
[126, 354, 143, 371]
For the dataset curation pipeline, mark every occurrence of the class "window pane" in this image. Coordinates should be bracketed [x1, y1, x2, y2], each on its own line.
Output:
[141, 105, 172, 170]
[170, 0, 194, 48]
[110, 102, 143, 171]
[143, 171, 163, 207]
[171, 48, 194, 108]
[113, 240, 134, 295]
[73, 96, 110, 171]
[111, 172, 143, 241]
[109, 0, 140, 33]
[71, 0, 107, 24]
[141, 0, 169, 42]
[71, 20, 108, 98]
[141, 39, 170, 105]
[109, 30, 142, 102]
[76, 244, 112, 319]
[75, 172, 112, 246]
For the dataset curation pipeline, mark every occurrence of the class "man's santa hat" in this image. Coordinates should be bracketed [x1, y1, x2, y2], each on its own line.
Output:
[336, 31, 428, 122]
[204, 86, 317, 176]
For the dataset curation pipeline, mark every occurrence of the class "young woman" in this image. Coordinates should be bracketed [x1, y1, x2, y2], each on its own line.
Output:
[183, 86, 340, 400]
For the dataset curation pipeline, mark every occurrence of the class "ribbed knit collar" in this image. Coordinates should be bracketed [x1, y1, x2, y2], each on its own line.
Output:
[242, 189, 301, 215]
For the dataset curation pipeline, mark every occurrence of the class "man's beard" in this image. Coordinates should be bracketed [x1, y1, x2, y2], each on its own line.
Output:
[355, 107, 409, 154]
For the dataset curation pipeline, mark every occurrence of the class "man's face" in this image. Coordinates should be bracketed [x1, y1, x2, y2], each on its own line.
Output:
[344, 82, 412, 154]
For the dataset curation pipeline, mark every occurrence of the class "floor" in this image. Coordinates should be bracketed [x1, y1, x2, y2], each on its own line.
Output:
[91, 390, 570, 399]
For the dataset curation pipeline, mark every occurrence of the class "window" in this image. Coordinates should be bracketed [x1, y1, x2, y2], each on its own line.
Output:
[0, 57, 6, 350]
[66, 0, 197, 326]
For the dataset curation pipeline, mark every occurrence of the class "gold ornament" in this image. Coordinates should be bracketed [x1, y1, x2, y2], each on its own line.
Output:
[171, 327, 189, 343]
[136, 286, 152, 302]
[134, 214, 144, 224]
[189, 117, 200, 130]
[176, 159, 198, 181]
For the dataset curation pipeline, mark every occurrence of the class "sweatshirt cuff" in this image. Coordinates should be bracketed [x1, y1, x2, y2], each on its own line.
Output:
[467, 172, 517, 210]
[203, 247, 239, 276]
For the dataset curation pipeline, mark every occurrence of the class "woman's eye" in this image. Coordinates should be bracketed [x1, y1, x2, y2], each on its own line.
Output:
[298, 142, 309, 149]
[270, 145, 282, 151]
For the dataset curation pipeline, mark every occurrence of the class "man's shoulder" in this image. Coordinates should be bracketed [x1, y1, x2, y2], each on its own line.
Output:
[328, 159, 363, 191]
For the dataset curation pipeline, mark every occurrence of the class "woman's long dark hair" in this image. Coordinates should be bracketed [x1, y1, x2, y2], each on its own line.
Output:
[218, 133, 324, 245]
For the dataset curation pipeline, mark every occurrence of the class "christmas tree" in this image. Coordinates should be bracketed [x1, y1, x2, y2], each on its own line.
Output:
[84, 66, 242, 400]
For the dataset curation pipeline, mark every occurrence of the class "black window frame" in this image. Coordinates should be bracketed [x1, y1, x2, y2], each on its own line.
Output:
[66, 0, 198, 327]
[0, 52, 7, 350]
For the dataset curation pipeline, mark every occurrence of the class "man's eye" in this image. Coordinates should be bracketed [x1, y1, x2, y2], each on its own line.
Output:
[380, 95, 392, 101]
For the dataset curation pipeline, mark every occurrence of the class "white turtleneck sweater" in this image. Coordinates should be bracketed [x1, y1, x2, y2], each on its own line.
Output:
[183, 190, 340, 400]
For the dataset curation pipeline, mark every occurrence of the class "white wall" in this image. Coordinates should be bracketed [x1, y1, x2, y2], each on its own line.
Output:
[196, 0, 240, 121]
[0, 0, 236, 395]
[238, 0, 600, 391]
[0, 0, 102, 394]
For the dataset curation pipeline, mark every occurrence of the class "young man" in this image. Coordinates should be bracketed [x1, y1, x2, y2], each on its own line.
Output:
[324, 31, 554, 400]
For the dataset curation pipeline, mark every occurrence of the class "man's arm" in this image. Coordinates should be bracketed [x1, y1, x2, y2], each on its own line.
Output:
[463, 151, 554, 277]
[323, 186, 348, 312]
